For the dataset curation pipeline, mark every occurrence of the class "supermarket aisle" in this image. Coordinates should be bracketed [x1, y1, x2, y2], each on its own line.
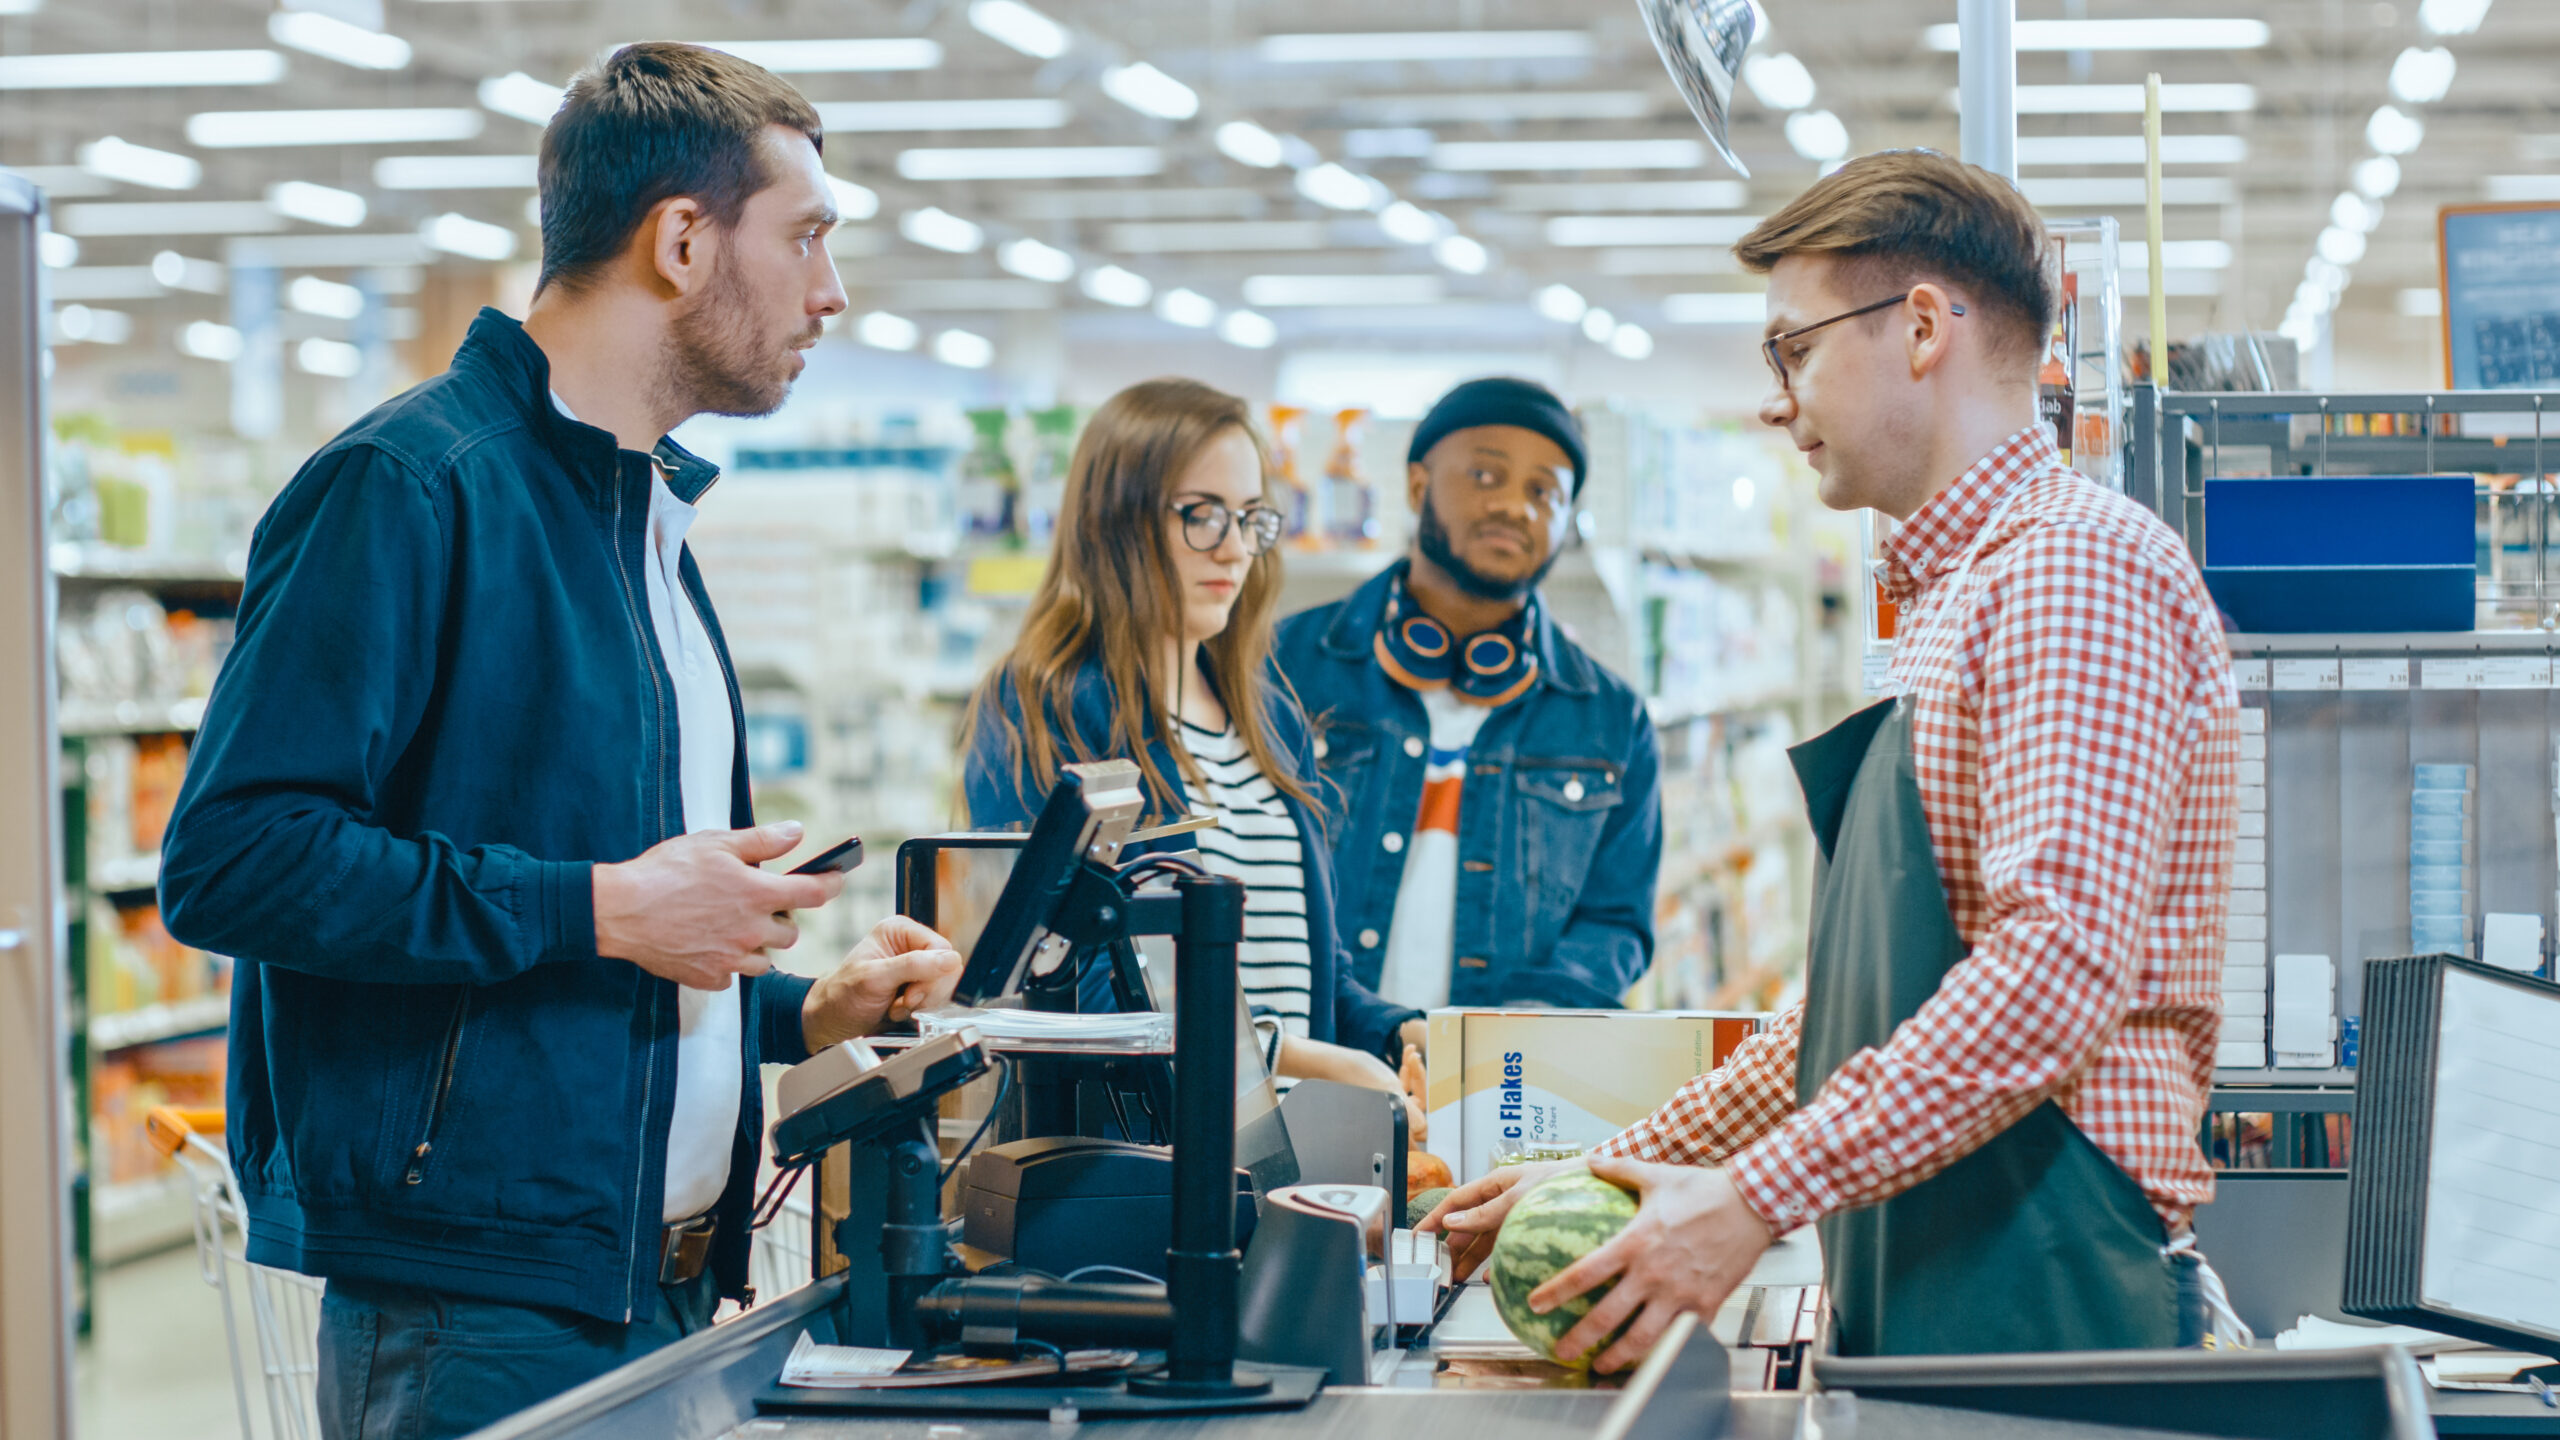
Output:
[78, 1244, 243, 1440]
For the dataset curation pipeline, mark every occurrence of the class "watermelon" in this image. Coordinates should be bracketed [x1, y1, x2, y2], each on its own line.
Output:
[1406, 1186, 1453, 1229]
[1485, 1167, 1638, 1366]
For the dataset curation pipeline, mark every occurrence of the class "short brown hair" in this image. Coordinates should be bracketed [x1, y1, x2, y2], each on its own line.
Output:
[1735, 149, 2053, 370]
[536, 42, 823, 295]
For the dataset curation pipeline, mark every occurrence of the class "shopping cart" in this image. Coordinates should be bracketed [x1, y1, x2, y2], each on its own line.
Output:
[144, 1106, 323, 1440]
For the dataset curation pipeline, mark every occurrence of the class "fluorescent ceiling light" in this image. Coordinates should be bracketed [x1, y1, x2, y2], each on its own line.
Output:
[2013, 134, 2246, 166]
[2331, 192, 2383, 235]
[968, 0, 1070, 60]
[53, 305, 133, 346]
[288, 274, 365, 318]
[1101, 62, 1197, 121]
[1546, 214, 1763, 247]
[1580, 307, 1616, 343]
[191, 108, 485, 147]
[269, 11, 411, 70]
[2306, 258, 2349, 293]
[1110, 220, 1330, 253]
[1241, 274, 1444, 307]
[1157, 288, 1217, 327]
[900, 207, 984, 253]
[1377, 202, 1444, 244]
[297, 337, 364, 378]
[0, 50, 285, 89]
[1257, 31, 1592, 63]
[1344, 128, 1435, 160]
[1218, 311, 1277, 349]
[1431, 234, 1488, 274]
[2355, 156, 2402, 198]
[698, 39, 941, 72]
[149, 251, 224, 293]
[2316, 227, 2367, 266]
[1296, 162, 1380, 211]
[1607, 323, 1654, 360]
[1080, 265, 1151, 306]
[8, 166, 114, 198]
[1342, 91, 1652, 123]
[856, 311, 919, 350]
[0, 0, 35, 14]
[2485, 175, 2560, 203]
[1497, 180, 1748, 211]
[1215, 120, 1287, 169]
[1534, 283, 1587, 323]
[2399, 287, 2443, 317]
[480, 73, 565, 125]
[996, 236, 1074, 283]
[420, 211, 516, 260]
[933, 328, 994, 368]
[827, 175, 879, 221]
[1921, 18, 2269, 50]
[78, 137, 200, 191]
[1988, 84, 2257, 115]
[2120, 239, 2234, 269]
[1785, 110, 1850, 162]
[2389, 46, 2457, 104]
[270, 180, 368, 228]
[178, 321, 244, 362]
[374, 154, 538, 189]
[2367, 105, 2424, 155]
[2016, 176, 2235, 206]
[1741, 52, 1815, 110]
[815, 99, 1067, 132]
[59, 202, 285, 236]
[39, 232, 77, 268]
[898, 146, 1160, 181]
[1663, 292, 1767, 325]
[1431, 139, 1704, 171]
[2419, 0, 2493, 35]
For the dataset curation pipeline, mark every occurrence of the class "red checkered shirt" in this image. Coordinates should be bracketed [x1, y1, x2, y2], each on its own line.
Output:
[1597, 425, 2238, 1236]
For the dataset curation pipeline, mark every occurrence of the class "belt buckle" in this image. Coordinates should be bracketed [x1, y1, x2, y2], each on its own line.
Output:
[659, 1214, 717, 1286]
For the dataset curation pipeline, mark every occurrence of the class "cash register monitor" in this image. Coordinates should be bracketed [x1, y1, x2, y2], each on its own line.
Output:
[897, 825, 1300, 1196]
[945, 759, 1148, 1004]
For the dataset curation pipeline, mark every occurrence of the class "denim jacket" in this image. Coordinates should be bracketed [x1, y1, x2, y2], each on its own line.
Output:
[961, 656, 1420, 1059]
[1273, 562, 1661, 1009]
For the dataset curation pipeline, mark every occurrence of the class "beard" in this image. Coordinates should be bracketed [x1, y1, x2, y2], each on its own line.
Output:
[1415, 486, 1561, 603]
[663, 259, 813, 420]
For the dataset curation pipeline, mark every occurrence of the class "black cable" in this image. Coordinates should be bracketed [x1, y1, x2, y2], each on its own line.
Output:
[748, 1161, 809, 1233]
[937, 1057, 1013, 1191]
[1120, 853, 1206, 883]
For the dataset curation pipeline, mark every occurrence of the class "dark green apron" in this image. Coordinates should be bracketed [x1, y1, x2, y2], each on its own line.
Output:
[1788, 698, 2180, 1357]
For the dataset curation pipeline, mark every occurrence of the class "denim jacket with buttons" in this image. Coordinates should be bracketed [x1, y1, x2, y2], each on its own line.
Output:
[1273, 562, 1662, 1009]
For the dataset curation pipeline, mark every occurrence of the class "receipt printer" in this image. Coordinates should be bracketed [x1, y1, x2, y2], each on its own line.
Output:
[962, 1136, 1255, 1280]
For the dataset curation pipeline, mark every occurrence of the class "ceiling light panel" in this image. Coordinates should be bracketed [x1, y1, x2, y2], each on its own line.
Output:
[901, 207, 985, 253]
[179, 321, 244, 362]
[2355, 156, 2403, 198]
[374, 155, 538, 189]
[827, 176, 880, 221]
[269, 181, 368, 227]
[2388, 46, 2457, 104]
[269, 11, 411, 70]
[815, 99, 1067, 132]
[287, 274, 365, 318]
[1741, 52, 1815, 110]
[856, 311, 919, 350]
[1215, 121, 1287, 169]
[191, 108, 486, 147]
[1920, 19, 2269, 50]
[1296, 163, 1381, 211]
[898, 146, 1161, 181]
[698, 39, 941, 72]
[2014, 135, 2247, 166]
[1785, 110, 1850, 162]
[298, 337, 364, 377]
[10, 167, 115, 198]
[149, 251, 224, 293]
[420, 212, 516, 260]
[1534, 284, 1587, 322]
[1546, 215, 1765, 247]
[968, 1, 1071, 60]
[1257, 31, 1593, 63]
[1101, 62, 1197, 121]
[1156, 288, 1217, 327]
[0, 50, 285, 89]
[1607, 323, 1653, 360]
[1431, 234, 1488, 274]
[1432, 139, 1706, 171]
[2366, 105, 2425, 155]
[2418, 0, 2493, 35]
[39, 233, 77, 268]
[1080, 266, 1151, 306]
[934, 329, 994, 368]
[59, 202, 287, 236]
[996, 236, 1075, 283]
[1376, 201, 1445, 244]
[1994, 84, 2258, 114]
[480, 73, 565, 125]
[79, 137, 200, 191]
[1218, 311, 1276, 348]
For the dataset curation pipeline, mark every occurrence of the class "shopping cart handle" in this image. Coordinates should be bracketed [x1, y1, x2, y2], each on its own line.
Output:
[145, 1105, 226, 1158]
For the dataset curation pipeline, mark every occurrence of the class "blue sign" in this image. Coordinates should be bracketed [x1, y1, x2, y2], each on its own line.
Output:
[2442, 204, 2560, 390]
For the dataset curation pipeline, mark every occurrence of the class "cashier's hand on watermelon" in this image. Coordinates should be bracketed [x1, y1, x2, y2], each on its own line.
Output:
[801, 916, 965, 1053]
[1415, 1160, 1573, 1283]
[1532, 1157, 1774, 1374]
[592, 821, 847, 990]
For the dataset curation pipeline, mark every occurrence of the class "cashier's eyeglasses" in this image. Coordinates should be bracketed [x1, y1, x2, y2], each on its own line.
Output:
[1169, 499, 1286, 557]
[1763, 292, 1965, 390]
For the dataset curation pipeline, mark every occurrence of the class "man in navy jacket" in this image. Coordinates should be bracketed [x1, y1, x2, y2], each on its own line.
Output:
[160, 44, 957, 1440]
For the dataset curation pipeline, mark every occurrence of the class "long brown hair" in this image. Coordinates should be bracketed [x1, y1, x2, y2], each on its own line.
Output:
[964, 378, 1314, 821]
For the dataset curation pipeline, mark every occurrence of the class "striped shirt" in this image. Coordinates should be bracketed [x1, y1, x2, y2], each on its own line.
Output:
[1180, 719, 1317, 1037]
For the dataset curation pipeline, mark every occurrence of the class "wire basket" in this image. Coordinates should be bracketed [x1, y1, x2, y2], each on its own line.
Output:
[144, 1106, 323, 1440]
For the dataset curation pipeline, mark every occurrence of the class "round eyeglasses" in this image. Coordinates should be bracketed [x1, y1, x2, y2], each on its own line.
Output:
[1169, 499, 1285, 557]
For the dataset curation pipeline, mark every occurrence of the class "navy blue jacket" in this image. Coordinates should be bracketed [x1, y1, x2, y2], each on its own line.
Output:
[160, 309, 811, 1323]
[961, 657, 1419, 1060]
[1274, 562, 1662, 1009]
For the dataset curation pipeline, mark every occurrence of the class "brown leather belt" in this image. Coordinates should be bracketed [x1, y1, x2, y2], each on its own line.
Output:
[658, 1214, 717, 1286]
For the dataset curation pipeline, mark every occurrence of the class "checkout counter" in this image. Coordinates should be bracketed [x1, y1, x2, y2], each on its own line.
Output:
[460, 763, 2505, 1440]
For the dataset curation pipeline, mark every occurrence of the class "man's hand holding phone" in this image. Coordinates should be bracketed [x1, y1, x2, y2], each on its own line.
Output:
[593, 820, 844, 990]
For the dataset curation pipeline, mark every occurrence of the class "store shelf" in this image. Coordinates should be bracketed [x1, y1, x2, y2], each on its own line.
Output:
[91, 1171, 195, 1264]
[49, 542, 245, 585]
[2225, 631, 2560, 654]
[59, 697, 205, 737]
[89, 994, 228, 1052]
[86, 852, 159, 894]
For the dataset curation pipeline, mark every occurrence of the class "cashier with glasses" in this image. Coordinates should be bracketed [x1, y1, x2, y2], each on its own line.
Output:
[1424, 151, 2246, 1371]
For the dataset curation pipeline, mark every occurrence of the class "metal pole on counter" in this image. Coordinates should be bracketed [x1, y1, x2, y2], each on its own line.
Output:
[1957, 0, 2016, 179]
[2146, 73, 2170, 380]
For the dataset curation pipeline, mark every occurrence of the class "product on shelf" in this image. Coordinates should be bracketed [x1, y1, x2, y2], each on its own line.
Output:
[2218, 705, 2271, 1070]
[91, 1035, 225, 1187]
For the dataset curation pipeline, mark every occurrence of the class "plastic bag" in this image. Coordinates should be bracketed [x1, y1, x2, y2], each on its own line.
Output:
[1636, 0, 1758, 177]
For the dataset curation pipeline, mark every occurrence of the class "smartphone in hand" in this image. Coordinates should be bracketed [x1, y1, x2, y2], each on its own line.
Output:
[788, 836, 864, 876]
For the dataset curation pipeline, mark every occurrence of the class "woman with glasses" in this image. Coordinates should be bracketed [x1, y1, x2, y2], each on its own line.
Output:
[961, 378, 1423, 1103]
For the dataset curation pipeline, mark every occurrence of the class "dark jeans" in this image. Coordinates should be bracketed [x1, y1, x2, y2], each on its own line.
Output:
[317, 1272, 718, 1440]
[2172, 1249, 2208, 1348]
